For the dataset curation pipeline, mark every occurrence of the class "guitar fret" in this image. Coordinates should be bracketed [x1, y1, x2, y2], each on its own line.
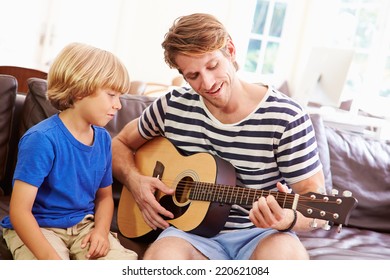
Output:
[209, 183, 215, 201]
[204, 182, 210, 201]
[198, 182, 205, 201]
[245, 188, 250, 205]
[276, 192, 280, 207]
[227, 185, 234, 204]
[238, 187, 242, 205]
[213, 184, 219, 202]
[253, 189, 260, 203]
[218, 184, 225, 203]
[190, 182, 199, 200]
[228, 186, 234, 204]
[223, 185, 229, 203]
[211, 183, 217, 202]
[203, 182, 210, 201]
[217, 184, 223, 203]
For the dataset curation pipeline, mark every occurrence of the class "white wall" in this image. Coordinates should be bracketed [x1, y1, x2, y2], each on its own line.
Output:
[0, 0, 49, 68]
[0, 0, 253, 85]
[116, 0, 253, 84]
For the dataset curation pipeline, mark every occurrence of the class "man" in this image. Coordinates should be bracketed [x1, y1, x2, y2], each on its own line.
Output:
[112, 13, 326, 260]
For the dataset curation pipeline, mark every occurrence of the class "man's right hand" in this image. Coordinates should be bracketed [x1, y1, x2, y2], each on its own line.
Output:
[130, 174, 175, 230]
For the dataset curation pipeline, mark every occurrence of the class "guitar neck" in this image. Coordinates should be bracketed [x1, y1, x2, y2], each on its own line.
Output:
[189, 182, 298, 209]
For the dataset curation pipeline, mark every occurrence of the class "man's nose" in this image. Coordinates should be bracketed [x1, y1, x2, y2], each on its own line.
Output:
[201, 74, 215, 91]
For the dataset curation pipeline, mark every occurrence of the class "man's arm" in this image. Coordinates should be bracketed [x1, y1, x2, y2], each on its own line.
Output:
[112, 118, 145, 186]
[285, 170, 327, 232]
[111, 118, 174, 230]
[250, 170, 327, 232]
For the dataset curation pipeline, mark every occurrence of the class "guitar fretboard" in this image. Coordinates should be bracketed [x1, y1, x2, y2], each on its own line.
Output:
[189, 181, 296, 209]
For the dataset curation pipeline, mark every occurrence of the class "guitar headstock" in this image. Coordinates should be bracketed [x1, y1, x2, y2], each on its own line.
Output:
[297, 190, 358, 227]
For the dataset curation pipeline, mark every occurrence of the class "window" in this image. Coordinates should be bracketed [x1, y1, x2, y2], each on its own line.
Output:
[322, 0, 390, 117]
[242, 0, 288, 82]
[240, 0, 390, 118]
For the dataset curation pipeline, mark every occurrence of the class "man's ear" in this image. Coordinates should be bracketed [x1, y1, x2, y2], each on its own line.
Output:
[226, 38, 236, 61]
[226, 38, 239, 70]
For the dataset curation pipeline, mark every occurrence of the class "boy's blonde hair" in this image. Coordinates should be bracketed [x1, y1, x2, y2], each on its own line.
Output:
[47, 42, 130, 111]
[161, 13, 238, 71]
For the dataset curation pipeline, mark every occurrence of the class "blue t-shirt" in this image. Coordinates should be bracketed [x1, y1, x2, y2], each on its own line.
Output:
[1, 114, 113, 229]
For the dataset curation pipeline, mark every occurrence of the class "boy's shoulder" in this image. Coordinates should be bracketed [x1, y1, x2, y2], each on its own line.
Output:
[24, 114, 60, 136]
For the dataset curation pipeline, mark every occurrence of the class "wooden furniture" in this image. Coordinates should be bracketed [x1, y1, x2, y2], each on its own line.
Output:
[0, 66, 47, 94]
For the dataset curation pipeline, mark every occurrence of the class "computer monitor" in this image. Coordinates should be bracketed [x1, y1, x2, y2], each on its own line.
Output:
[295, 47, 354, 108]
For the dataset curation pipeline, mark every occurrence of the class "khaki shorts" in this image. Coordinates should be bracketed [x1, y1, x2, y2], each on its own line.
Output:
[3, 215, 138, 260]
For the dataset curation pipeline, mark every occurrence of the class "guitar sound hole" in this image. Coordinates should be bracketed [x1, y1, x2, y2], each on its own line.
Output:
[159, 195, 190, 220]
[175, 176, 193, 204]
[158, 176, 193, 220]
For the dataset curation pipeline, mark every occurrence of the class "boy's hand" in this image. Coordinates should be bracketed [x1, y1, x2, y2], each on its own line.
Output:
[81, 228, 110, 259]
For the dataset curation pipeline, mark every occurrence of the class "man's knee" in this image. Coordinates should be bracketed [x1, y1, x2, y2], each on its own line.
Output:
[251, 232, 309, 260]
[144, 237, 206, 260]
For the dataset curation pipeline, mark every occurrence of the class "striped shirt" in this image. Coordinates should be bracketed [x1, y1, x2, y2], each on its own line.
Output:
[138, 85, 322, 231]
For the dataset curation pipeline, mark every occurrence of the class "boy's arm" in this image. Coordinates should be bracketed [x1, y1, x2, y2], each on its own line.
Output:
[9, 180, 62, 259]
[93, 185, 114, 234]
[81, 185, 114, 259]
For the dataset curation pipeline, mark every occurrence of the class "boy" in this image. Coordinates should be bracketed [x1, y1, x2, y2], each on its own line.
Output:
[1, 42, 137, 260]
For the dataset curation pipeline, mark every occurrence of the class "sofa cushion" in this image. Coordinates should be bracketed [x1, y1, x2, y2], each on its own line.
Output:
[298, 225, 390, 260]
[0, 75, 17, 183]
[106, 94, 156, 138]
[326, 127, 390, 233]
[309, 114, 333, 194]
[19, 78, 58, 137]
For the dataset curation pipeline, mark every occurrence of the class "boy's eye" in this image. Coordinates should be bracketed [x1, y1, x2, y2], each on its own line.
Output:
[106, 91, 116, 97]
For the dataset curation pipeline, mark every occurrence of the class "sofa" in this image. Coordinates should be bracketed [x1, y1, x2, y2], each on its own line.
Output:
[1, 75, 390, 260]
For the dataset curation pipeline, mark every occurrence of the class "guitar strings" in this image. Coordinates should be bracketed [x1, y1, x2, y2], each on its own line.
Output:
[163, 178, 341, 220]
[148, 176, 344, 221]
[154, 177, 341, 206]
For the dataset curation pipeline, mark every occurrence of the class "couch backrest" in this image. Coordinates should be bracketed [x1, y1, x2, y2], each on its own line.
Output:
[20, 78, 156, 138]
[19, 78, 59, 138]
[0, 75, 17, 184]
[326, 127, 390, 233]
[105, 94, 155, 138]
[310, 112, 390, 233]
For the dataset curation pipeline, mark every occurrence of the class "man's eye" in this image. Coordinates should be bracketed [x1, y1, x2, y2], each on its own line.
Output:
[186, 74, 198, 80]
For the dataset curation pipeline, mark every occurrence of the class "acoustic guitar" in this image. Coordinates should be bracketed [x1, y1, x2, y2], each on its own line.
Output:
[117, 137, 357, 240]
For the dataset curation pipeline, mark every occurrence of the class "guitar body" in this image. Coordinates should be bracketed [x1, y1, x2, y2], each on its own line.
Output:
[118, 137, 358, 240]
[117, 137, 236, 240]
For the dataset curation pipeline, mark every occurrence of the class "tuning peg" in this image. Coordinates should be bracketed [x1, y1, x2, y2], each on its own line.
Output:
[342, 190, 352, 197]
[331, 189, 339, 196]
[322, 221, 331, 230]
